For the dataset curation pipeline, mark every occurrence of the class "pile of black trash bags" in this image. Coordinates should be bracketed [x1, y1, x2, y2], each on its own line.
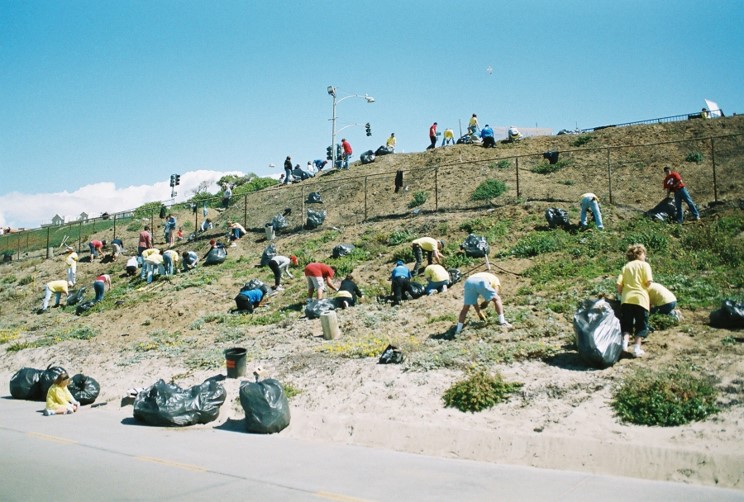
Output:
[130, 376, 290, 434]
[9, 365, 100, 404]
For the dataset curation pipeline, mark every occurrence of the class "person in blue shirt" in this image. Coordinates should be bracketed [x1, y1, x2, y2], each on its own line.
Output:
[313, 159, 328, 172]
[480, 124, 496, 148]
[164, 214, 177, 246]
[234, 284, 269, 313]
[390, 260, 413, 306]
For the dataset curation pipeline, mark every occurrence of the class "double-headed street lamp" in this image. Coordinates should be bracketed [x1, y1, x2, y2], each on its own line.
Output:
[327, 85, 375, 168]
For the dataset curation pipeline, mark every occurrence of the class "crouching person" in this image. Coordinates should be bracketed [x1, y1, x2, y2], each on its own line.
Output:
[234, 284, 270, 314]
[182, 251, 198, 272]
[44, 371, 80, 416]
[334, 274, 363, 309]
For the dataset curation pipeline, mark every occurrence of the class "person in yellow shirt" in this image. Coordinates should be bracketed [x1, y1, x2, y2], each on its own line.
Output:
[424, 264, 450, 294]
[141, 248, 163, 283]
[162, 249, 181, 275]
[455, 272, 511, 334]
[441, 128, 455, 146]
[616, 244, 653, 357]
[386, 133, 396, 152]
[648, 282, 679, 318]
[44, 371, 80, 416]
[65, 247, 78, 287]
[39, 280, 69, 313]
[411, 237, 444, 276]
[468, 113, 479, 135]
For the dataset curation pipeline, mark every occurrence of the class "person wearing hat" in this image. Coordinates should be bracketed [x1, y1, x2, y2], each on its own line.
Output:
[390, 260, 413, 306]
[427, 122, 438, 150]
[268, 254, 298, 291]
[411, 236, 445, 276]
[64, 246, 78, 287]
[507, 126, 522, 142]
[455, 272, 512, 335]
[662, 166, 700, 223]
[579, 193, 604, 230]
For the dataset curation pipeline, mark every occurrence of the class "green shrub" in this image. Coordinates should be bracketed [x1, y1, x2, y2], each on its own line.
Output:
[649, 313, 678, 332]
[471, 179, 507, 201]
[511, 232, 565, 258]
[685, 151, 704, 163]
[572, 135, 593, 147]
[489, 160, 511, 170]
[612, 366, 719, 426]
[531, 159, 570, 174]
[388, 229, 415, 246]
[443, 370, 522, 413]
[408, 191, 429, 209]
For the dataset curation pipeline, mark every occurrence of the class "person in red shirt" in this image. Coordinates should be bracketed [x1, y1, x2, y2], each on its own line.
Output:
[304, 262, 338, 301]
[427, 122, 438, 150]
[662, 166, 700, 223]
[341, 138, 352, 169]
[138, 226, 153, 256]
[88, 239, 106, 260]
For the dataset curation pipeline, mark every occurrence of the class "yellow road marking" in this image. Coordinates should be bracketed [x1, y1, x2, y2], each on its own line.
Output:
[27, 432, 78, 445]
[313, 492, 371, 502]
[136, 455, 207, 473]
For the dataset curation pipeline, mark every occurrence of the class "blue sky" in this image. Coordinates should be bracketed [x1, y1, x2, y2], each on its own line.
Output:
[1, 0, 742, 228]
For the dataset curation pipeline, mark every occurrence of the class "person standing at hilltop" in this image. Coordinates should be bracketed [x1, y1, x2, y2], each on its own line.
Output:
[341, 138, 353, 169]
[616, 243, 653, 358]
[138, 226, 153, 257]
[284, 156, 293, 185]
[468, 114, 479, 135]
[663, 166, 700, 224]
[64, 246, 78, 287]
[386, 133, 397, 152]
[427, 122, 438, 150]
[480, 124, 496, 148]
[441, 128, 455, 146]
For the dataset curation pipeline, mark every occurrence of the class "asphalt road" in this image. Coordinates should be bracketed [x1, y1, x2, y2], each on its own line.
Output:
[1, 397, 742, 501]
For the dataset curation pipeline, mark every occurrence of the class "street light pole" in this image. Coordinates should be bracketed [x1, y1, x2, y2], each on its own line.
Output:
[327, 85, 374, 169]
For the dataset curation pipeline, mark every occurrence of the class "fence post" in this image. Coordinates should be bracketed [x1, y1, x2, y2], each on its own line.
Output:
[515, 157, 520, 199]
[606, 147, 613, 205]
[16, 233, 20, 261]
[113, 213, 117, 238]
[301, 185, 306, 225]
[435, 167, 439, 211]
[46, 226, 50, 260]
[711, 137, 718, 202]
[243, 193, 248, 230]
[78, 221, 82, 252]
[364, 177, 368, 221]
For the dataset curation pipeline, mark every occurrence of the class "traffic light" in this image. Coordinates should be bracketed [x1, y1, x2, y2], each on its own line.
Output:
[169, 174, 175, 187]
[326, 146, 333, 160]
[175, 174, 181, 186]
[365, 122, 372, 136]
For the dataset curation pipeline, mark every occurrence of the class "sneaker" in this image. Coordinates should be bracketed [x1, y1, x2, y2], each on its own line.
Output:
[230, 243, 237, 248]
[427, 290, 436, 296]
[633, 346, 645, 358]
[622, 338, 629, 352]
[275, 286, 285, 291]
[499, 321, 513, 328]
[442, 285, 448, 292]
[43, 409, 55, 416]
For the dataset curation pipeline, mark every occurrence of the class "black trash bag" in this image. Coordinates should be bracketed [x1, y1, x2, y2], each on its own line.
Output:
[543, 151, 560, 165]
[204, 246, 227, 265]
[375, 146, 393, 156]
[239, 379, 291, 434]
[39, 365, 68, 402]
[242, 279, 267, 294]
[66, 287, 87, 306]
[360, 150, 375, 164]
[9, 367, 43, 400]
[644, 197, 677, 222]
[133, 378, 227, 426]
[69, 374, 100, 405]
[305, 299, 336, 319]
[573, 298, 623, 368]
[332, 244, 355, 258]
[447, 268, 462, 286]
[76, 300, 95, 316]
[378, 344, 404, 364]
[545, 207, 570, 228]
[260, 243, 277, 266]
[291, 167, 312, 181]
[456, 134, 474, 145]
[159, 205, 167, 219]
[461, 234, 490, 258]
[272, 214, 288, 231]
[710, 300, 744, 329]
[306, 209, 326, 230]
[306, 191, 323, 204]
[409, 281, 425, 299]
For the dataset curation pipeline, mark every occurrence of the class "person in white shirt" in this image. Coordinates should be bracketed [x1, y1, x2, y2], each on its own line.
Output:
[268, 255, 298, 291]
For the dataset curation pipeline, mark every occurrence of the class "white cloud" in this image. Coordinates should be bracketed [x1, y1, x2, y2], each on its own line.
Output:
[0, 170, 242, 229]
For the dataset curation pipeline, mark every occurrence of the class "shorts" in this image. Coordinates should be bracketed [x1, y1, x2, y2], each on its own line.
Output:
[306, 276, 324, 291]
[463, 277, 497, 306]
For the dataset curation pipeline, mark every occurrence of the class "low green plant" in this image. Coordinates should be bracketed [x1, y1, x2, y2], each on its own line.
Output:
[685, 151, 704, 163]
[408, 191, 429, 209]
[649, 313, 678, 332]
[388, 229, 415, 246]
[471, 179, 507, 201]
[612, 366, 719, 426]
[531, 159, 570, 174]
[489, 160, 511, 170]
[510, 232, 566, 258]
[572, 135, 593, 147]
[442, 370, 522, 413]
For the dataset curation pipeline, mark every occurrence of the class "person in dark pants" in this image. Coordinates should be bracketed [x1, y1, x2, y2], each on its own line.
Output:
[390, 260, 413, 306]
[427, 122, 438, 150]
[235, 285, 269, 313]
[268, 255, 298, 291]
[411, 237, 445, 276]
[283, 156, 293, 185]
[334, 274, 363, 309]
